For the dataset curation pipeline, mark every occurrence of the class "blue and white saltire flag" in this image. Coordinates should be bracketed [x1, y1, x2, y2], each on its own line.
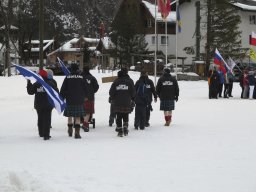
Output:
[13, 64, 66, 114]
[57, 57, 70, 76]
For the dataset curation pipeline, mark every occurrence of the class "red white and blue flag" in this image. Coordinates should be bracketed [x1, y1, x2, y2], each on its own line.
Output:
[213, 48, 230, 74]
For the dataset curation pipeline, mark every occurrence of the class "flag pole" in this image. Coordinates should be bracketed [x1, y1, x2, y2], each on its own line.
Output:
[165, 19, 168, 67]
[175, 0, 179, 79]
[154, 0, 157, 85]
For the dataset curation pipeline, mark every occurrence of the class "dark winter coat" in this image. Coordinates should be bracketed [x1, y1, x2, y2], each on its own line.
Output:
[82, 72, 99, 101]
[27, 78, 58, 110]
[144, 76, 157, 103]
[134, 76, 148, 106]
[109, 76, 135, 113]
[60, 71, 86, 106]
[156, 73, 179, 100]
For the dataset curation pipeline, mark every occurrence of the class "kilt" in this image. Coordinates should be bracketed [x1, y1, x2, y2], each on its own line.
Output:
[84, 100, 95, 114]
[160, 100, 175, 111]
[64, 105, 85, 117]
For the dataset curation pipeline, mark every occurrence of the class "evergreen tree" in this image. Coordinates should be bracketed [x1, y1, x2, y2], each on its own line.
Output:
[202, 0, 243, 71]
[110, 1, 148, 68]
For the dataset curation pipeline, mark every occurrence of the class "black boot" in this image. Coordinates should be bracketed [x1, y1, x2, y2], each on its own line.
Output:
[74, 124, 81, 139]
[116, 127, 123, 137]
[123, 122, 129, 136]
[68, 124, 73, 137]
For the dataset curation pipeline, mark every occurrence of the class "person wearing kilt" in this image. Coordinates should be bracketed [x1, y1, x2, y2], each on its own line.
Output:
[156, 68, 179, 126]
[81, 66, 99, 132]
[109, 70, 135, 137]
[60, 63, 86, 139]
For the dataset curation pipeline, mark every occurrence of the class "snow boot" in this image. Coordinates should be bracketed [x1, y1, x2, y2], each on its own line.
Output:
[123, 122, 129, 136]
[74, 124, 81, 139]
[68, 124, 73, 137]
[82, 121, 89, 132]
[116, 127, 123, 137]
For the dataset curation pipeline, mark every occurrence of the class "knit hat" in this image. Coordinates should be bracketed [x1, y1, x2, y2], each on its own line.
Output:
[47, 69, 54, 79]
[70, 63, 79, 72]
[83, 65, 90, 74]
[163, 68, 171, 74]
[121, 67, 128, 74]
[38, 69, 48, 78]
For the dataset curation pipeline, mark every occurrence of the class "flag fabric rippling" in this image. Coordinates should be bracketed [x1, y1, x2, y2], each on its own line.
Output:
[57, 57, 70, 76]
[13, 64, 66, 114]
[158, 0, 171, 20]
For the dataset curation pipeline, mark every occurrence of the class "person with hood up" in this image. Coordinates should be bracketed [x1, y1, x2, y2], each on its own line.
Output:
[134, 72, 149, 130]
[109, 70, 135, 137]
[27, 69, 58, 140]
[156, 68, 179, 126]
[60, 63, 86, 139]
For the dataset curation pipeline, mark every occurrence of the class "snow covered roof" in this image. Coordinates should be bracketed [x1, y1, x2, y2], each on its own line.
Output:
[232, 0, 256, 11]
[47, 37, 99, 57]
[142, 0, 176, 23]
[0, 25, 18, 30]
[27, 40, 54, 52]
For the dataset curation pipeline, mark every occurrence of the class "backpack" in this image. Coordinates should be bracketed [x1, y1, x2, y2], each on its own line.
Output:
[135, 82, 148, 105]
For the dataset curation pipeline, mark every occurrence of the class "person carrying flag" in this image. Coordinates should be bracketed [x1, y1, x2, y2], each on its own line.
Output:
[27, 69, 59, 140]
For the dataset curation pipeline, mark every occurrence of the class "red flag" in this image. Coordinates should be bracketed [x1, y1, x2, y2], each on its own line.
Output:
[158, 0, 171, 20]
[250, 31, 256, 46]
[99, 21, 105, 39]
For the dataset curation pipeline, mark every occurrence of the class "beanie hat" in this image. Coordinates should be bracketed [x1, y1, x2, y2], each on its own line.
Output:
[47, 69, 54, 79]
[38, 69, 48, 78]
[163, 68, 171, 74]
[121, 67, 128, 74]
[71, 63, 79, 72]
[83, 65, 90, 74]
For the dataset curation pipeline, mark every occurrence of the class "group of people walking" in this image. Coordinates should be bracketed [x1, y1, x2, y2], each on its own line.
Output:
[26, 65, 179, 140]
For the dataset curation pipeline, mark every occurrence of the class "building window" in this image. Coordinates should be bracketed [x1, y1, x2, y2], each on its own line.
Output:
[152, 36, 155, 44]
[147, 19, 152, 28]
[250, 15, 256, 25]
[161, 36, 168, 45]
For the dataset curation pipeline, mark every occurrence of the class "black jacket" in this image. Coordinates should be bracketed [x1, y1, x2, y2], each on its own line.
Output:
[27, 78, 58, 110]
[109, 76, 135, 113]
[144, 76, 157, 103]
[134, 76, 148, 106]
[156, 73, 179, 100]
[82, 72, 99, 101]
[60, 72, 86, 105]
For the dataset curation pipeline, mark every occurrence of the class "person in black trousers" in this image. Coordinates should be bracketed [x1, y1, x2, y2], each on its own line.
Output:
[134, 73, 149, 130]
[109, 70, 135, 137]
[27, 69, 58, 140]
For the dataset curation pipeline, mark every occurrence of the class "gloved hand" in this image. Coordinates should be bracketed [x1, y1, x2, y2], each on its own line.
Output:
[150, 105, 153, 111]
[175, 96, 178, 102]
[108, 97, 111, 103]
[154, 97, 157, 103]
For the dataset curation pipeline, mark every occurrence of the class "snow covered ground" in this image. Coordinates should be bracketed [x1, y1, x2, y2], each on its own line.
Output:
[0, 70, 256, 192]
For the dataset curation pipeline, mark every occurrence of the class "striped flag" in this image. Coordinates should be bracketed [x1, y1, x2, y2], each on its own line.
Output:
[158, 0, 171, 20]
[177, 4, 181, 33]
[250, 31, 256, 46]
[13, 64, 66, 114]
[213, 48, 230, 74]
[57, 57, 70, 76]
